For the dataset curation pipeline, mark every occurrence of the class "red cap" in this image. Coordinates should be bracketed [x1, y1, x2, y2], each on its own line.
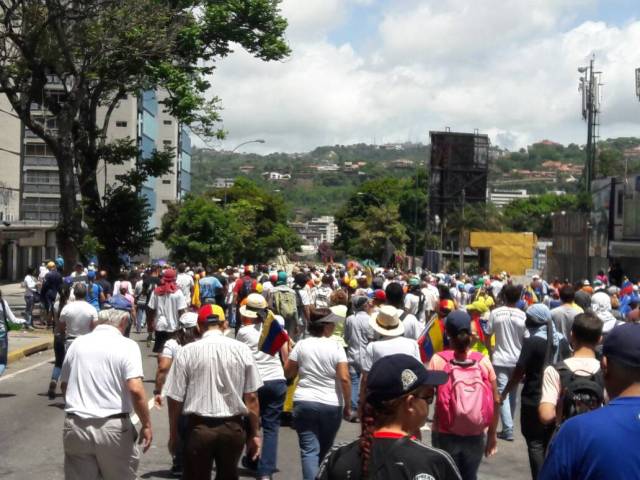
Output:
[373, 289, 386, 301]
[197, 304, 225, 325]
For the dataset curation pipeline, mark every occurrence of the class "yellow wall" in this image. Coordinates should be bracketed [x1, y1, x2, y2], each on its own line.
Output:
[470, 232, 537, 276]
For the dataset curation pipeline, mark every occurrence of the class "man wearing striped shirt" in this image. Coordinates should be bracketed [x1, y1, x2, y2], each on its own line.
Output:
[164, 303, 263, 480]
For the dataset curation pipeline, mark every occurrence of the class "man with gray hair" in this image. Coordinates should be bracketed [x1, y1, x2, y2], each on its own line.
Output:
[61, 308, 152, 479]
[58, 283, 98, 350]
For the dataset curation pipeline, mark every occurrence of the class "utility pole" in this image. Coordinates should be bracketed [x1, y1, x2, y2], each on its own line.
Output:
[459, 188, 465, 276]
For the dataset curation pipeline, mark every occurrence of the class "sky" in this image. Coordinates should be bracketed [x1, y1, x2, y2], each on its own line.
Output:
[204, 0, 640, 154]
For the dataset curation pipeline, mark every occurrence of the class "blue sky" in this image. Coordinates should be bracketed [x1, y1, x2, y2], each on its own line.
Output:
[209, 0, 640, 153]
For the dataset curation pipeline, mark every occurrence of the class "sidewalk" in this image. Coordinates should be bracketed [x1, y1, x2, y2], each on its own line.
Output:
[2, 282, 53, 364]
[7, 330, 53, 364]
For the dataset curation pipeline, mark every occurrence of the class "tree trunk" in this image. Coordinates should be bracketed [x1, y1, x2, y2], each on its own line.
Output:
[56, 150, 82, 274]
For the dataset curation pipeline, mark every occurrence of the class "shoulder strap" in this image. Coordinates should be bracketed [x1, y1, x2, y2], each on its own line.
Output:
[399, 311, 408, 321]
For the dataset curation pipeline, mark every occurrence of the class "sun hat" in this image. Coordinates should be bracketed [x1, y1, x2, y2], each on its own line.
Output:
[369, 305, 404, 337]
[366, 354, 448, 407]
[239, 293, 268, 319]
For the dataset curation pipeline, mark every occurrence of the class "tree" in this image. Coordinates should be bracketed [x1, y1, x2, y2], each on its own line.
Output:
[159, 179, 301, 265]
[0, 1, 289, 271]
[317, 241, 335, 263]
[597, 149, 624, 178]
[350, 204, 409, 261]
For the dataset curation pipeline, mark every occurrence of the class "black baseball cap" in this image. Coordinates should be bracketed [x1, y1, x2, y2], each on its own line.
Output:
[445, 310, 471, 335]
[603, 323, 640, 368]
[366, 354, 448, 407]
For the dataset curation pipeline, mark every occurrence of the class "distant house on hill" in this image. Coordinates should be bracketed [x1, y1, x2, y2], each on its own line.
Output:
[389, 159, 414, 169]
[535, 139, 562, 147]
[239, 165, 255, 174]
[315, 164, 340, 172]
[262, 171, 291, 181]
[212, 177, 234, 188]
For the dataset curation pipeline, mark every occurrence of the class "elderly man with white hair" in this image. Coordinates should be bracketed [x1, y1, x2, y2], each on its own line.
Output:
[60, 308, 152, 480]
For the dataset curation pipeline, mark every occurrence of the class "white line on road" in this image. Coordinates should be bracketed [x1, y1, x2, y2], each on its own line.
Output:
[0, 356, 54, 382]
[131, 397, 156, 425]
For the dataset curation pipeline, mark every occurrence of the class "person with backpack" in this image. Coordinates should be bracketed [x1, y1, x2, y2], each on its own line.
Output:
[500, 303, 571, 479]
[405, 277, 427, 324]
[270, 271, 300, 339]
[538, 312, 604, 427]
[317, 354, 460, 480]
[540, 322, 640, 479]
[429, 310, 500, 480]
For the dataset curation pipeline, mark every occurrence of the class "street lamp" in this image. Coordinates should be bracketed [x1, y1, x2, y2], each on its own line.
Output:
[231, 139, 265, 153]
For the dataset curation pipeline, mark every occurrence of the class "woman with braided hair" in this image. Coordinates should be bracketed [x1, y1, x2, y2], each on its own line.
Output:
[317, 354, 461, 480]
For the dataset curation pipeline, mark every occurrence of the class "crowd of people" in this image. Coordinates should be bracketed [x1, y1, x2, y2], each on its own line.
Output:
[2, 259, 640, 479]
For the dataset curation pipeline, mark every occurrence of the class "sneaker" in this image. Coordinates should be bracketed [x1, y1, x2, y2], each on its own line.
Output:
[47, 381, 57, 400]
[497, 430, 514, 441]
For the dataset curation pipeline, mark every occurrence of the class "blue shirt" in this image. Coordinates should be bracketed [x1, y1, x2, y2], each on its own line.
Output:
[540, 396, 640, 479]
[199, 276, 222, 303]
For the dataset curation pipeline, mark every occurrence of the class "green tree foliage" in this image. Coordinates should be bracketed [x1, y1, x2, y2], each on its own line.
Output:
[334, 175, 425, 260]
[159, 179, 301, 265]
[501, 193, 588, 237]
[597, 148, 625, 178]
[0, 0, 289, 270]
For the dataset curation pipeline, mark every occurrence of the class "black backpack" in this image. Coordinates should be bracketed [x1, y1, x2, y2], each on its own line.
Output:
[238, 278, 253, 303]
[555, 361, 605, 423]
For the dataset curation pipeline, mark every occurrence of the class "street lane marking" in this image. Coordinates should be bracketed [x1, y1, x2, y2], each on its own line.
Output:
[0, 356, 54, 382]
[131, 397, 156, 425]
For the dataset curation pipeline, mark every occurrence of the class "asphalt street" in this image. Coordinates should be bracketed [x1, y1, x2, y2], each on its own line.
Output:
[0, 289, 530, 479]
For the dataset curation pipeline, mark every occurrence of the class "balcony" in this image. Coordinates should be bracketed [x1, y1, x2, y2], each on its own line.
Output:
[23, 183, 60, 194]
[24, 156, 58, 167]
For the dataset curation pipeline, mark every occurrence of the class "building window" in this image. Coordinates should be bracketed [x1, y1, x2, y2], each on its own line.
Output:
[25, 143, 54, 157]
[25, 170, 58, 184]
[115, 121, 127, 127]
[617, 190, 624, 218]
[163, 140, 172, 146]
[162, 179, 171, 184]
[162, 199, 171, 204]
[163, 120, 172, 125]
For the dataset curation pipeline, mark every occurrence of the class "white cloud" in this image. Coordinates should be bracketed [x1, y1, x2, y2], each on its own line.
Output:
[205, 1, 640, 153]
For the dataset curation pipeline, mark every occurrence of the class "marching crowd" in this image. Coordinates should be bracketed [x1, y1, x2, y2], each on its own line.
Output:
[1, 260, 640, 480]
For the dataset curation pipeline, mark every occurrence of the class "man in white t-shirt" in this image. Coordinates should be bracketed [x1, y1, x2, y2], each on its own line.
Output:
[539, 312, 604, 426]
[175, 263, 194, 307]
[58, 283, 98, 349]
[486, 284, 526, 441]
[147, 269, 187, 353]
[236, 294, 288, 479]
[385, 282, 422, 339]
[551, 285, 583, 341]
[61, 308, 152, 480]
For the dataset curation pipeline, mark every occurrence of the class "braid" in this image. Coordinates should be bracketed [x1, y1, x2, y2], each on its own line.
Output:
[359, 402, 376, 478]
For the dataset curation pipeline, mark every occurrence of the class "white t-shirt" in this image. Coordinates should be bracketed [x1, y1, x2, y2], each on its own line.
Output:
[362, 336, 421, 373]
[422, 285, 440, 313]
[289, 336, 348, 406]
[237, 324, 285, 382]
[61, 324, 144, 418]
[59, 301, 98, 338]
[160, 338, 181, 359]
[148, 290, 187, 332]
[400, 312, 423, 340]
[176, 273, 194, 305]
[540, 357, 602, 406]
[487, 306, 527, 368]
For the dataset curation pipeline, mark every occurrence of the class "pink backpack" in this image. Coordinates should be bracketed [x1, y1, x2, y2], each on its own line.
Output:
[435, 350, 494, 436]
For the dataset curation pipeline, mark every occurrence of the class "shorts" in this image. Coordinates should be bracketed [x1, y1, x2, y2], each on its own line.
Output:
[153, 330, 173, 353]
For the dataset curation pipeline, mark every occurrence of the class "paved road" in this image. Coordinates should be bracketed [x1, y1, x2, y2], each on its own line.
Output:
[0, 288, 531, 479]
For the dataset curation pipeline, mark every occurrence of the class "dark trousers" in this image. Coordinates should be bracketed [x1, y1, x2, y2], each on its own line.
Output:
[521, 404, 554, 480]
[257, 380, 287, 476]
[183, 415, 245, 480]
[432, 431, 485, 480]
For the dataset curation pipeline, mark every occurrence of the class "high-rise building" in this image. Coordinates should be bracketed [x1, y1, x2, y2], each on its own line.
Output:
[0, 87, 191, 280]
[0, 95, 20, 223]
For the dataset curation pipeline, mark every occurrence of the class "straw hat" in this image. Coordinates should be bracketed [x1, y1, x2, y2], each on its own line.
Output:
[369, 305, 404, 337]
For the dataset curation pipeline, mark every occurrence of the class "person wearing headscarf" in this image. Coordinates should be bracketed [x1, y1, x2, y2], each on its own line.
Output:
[591, 291, 624, 336]
[147, 269, 188, 353]
[500, 303, 571, 479]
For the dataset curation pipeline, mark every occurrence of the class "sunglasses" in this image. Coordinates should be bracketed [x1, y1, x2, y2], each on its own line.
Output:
[414, 391, 435, 405]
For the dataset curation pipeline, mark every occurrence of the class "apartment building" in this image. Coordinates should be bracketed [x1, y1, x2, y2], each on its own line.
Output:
[0, 87, 191, 279]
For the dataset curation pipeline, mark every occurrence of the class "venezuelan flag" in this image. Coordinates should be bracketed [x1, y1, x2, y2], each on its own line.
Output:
[259, 310, 290, 356]
[418, 316, 447, 363]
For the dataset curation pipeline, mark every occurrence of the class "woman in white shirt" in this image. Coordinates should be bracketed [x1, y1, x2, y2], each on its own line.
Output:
[23, 267, 38, 329]
[284, 308, 351, 480]
[1, 289, 25, 376]
[154, 312, 200, 477]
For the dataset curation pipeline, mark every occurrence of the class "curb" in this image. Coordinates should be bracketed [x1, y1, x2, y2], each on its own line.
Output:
[7, 337, 54, 364]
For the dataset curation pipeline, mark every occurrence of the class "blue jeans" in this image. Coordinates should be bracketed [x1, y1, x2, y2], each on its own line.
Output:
[495, 366, 517, 434]
[432, 431, 485, 480]
[24, 295, 34, 327]
[257, 380, 287, 476]
[349, 366, 360, 411]
[0, 334, 7, 376]
[293, 401, 342, 480]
